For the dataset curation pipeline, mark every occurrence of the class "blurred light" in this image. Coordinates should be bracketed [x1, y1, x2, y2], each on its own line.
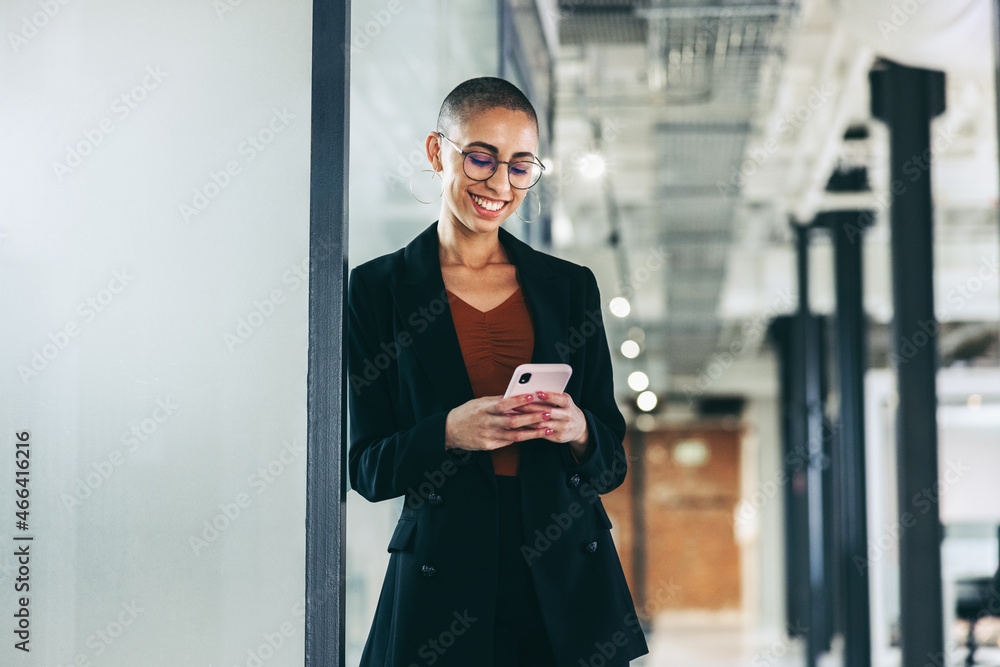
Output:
[635, 413, 656, 431]
[541, 157, 555, 172]
[627, 326, 645, 343]
[967, 393, 982, 410]
[609, 297, 630, 318]
[637, 391, 657, 411]
[673, 439, 709, 467]
[620, 340, 640, 359]
[577, 152, 605, 179]
[627, 371, 649, 391]
[551, 200, 575, 248]
[645, 442, 667, 462]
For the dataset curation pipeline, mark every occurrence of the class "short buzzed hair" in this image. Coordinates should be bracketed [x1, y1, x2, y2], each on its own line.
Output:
[436, 77, 538, 136]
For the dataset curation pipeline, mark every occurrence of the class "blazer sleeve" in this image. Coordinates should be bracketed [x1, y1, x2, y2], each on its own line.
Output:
[560, 265, 629, 494]
[346, 267, 470, 503]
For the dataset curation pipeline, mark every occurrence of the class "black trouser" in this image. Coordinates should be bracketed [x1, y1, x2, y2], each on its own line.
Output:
[493, 474, 558, 667]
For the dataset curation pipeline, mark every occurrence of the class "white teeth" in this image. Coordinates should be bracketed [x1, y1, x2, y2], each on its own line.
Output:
[472, 194, 505, 212]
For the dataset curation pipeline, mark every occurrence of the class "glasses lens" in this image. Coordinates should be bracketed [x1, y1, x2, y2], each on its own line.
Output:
[509, 161, 542, 189]
[464, 152, 497, 180]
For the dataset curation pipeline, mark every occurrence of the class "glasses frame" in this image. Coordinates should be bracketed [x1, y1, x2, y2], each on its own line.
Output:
[436, 131, 544, 190]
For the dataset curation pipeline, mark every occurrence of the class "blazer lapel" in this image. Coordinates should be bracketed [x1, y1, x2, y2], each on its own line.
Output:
[389, 221, 474, 411]
[499, 227, 571, 368]
[389, 220, 571, 483]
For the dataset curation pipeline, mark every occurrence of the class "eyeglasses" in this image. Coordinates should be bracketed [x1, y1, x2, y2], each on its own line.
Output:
[437, 132, 544, 189]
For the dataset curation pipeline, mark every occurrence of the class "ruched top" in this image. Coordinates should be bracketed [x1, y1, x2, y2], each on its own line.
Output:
[447, 285, 534, 476]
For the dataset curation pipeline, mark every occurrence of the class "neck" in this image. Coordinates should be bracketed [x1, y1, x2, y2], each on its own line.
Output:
[437, 218, 508, 270]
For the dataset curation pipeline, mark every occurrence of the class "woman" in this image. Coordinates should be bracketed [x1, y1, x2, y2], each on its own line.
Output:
[348, 77, 649, 667]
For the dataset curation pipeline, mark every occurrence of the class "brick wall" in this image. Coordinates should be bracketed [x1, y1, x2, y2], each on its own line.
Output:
[602, 424, 743, 616]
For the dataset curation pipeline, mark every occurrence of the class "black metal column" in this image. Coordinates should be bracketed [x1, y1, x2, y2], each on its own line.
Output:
[630, 425, 647, 616]
[818, 209, 874, 667]
[795, 223, 831, 666]
[767, 315, 810, 641]
[306, 1, 350, 664]
[871, 60, 946, 667]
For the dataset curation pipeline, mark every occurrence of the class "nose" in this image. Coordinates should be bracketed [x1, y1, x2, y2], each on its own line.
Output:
[485, 162, 512, 196]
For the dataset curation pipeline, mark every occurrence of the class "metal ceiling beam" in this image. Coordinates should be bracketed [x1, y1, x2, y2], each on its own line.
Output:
[637, 4, 799, 20]
[655, 121, 753, 133]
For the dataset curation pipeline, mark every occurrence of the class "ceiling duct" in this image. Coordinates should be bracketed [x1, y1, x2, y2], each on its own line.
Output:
[554, 1, 799, 384]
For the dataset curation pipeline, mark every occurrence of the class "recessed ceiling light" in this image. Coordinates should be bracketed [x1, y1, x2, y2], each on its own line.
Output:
[609, 297, 630, 317]
[628, 371, 649, 391]
[577, 152, 606, 179]
[637, 390, 657, 411]
[621, 340, 640, 358]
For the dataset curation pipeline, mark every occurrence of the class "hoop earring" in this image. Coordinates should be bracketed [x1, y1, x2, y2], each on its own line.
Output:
[514, 189, 541, 223]
[409, 169, 443, 204]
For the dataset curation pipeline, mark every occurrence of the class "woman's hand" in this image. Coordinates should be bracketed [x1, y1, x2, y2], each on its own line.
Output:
[508, 391, 590, 459]
[445, 393, 554, 452]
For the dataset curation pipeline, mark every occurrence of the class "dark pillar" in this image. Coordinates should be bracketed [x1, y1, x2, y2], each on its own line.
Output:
[767, 315, 811, 641]
[795, 223, 832, 666]
[767, 312, 832, 662]
[817, 208, 874, 667]
[306, 1, 350, 664]
[630, 425, 648, 616]
[870, 60, 947, 667]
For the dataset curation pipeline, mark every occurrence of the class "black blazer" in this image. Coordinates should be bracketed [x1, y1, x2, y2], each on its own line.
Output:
[348, 220, 649, 667]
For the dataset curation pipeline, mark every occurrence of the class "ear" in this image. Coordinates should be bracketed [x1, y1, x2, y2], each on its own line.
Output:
[425, 132, 443, 172]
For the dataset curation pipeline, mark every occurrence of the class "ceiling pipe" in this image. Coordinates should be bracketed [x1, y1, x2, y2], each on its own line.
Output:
[636, 4, 799, 20]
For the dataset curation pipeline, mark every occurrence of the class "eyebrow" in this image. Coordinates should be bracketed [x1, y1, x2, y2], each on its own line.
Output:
[465, 140, 536, 160]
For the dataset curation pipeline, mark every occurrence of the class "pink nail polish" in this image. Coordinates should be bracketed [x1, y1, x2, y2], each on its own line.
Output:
[525, 394, 534, 401]
[545, 428, 553, 436]
[543, 412, 551, 420]
[537, 391, 546, 399]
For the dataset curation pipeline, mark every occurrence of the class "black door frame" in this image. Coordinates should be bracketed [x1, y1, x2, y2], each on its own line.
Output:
[305, 1, 350, 665]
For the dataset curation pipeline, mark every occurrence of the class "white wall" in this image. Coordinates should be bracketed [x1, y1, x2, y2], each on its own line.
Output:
[0, 1, 311, 664]
[865, 367, 1000, 667]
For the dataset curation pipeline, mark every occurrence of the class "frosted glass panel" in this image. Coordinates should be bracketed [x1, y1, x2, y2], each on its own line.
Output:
[0, 1, 312, 665]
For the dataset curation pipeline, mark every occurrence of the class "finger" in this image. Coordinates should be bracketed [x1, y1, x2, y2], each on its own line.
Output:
[496, 410, 547, 431]
[533, 391, 570, 407]
[492, 426, 547, 446]
[485, 438, 517, 451]
[507, 404, 550, 414]
[496, 393, 538, 414]
[507, 425, 552, 441]
[510, 424, 543, 431]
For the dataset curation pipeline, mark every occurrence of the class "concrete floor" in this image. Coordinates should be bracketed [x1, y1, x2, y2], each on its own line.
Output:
[638, 631, 805, 666]
[625, 614, 1000, 667]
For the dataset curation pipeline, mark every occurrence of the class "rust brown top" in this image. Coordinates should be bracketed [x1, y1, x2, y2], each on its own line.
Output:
[447, 285, 533, 476]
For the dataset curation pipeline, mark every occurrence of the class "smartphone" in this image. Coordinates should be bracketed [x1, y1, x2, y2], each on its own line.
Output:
[503, 363, 572, 399]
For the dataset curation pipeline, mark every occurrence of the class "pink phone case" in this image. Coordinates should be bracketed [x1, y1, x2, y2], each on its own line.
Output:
[503, 363, 572, 399]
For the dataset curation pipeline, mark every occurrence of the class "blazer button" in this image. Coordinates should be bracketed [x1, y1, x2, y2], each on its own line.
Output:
[567, 473, 581, 488]
[583, 541, 598, 554]
[427, 493, 443, 506]
[421, 565, 436, 577]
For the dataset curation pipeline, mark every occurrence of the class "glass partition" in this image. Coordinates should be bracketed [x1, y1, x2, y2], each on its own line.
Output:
[0, 2, 312, 664]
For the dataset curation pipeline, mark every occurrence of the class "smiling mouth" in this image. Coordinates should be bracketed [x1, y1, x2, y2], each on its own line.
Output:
[470, 193, 509, 212]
